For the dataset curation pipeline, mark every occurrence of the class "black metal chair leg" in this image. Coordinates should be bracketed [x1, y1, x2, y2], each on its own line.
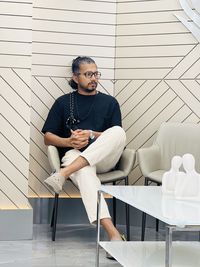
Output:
[52, 193, 59, 241]
[141, 212, 146, 241]
[156, 183, 160, 232]
[112, 181, 116, 227]
[156, 218, 159, 232]
[125, 176, 130, 241]
[50, 200, 55, 228]
[141, 177, 148, 241]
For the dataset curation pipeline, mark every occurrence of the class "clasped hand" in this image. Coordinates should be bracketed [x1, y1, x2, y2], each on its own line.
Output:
[70, 129, 90, 150]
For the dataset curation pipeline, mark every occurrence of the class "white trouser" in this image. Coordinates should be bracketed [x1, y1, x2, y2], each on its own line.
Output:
[62, 126, 126, 223]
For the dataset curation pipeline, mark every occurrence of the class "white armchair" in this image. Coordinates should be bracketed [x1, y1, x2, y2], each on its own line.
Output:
[138, 122, 200, 240]
[47, 146, 136, 241]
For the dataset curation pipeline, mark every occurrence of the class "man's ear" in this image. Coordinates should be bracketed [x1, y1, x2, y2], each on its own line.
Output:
[72, 74, 78, 84]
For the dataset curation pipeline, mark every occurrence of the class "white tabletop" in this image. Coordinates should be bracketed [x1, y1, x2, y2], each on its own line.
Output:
[100, 186, 200, 227]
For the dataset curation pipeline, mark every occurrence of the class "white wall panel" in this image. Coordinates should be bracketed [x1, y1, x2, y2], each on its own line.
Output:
[0, 1, 32, 208]
[31, 0, 116, 197]
[2, 0, 199, 197]
[116, 0, 200, 185]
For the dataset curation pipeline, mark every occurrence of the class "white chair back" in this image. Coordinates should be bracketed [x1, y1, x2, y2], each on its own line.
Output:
[154, 122, 200, 172]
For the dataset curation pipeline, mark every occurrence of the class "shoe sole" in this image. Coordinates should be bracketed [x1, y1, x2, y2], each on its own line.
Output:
[44, 178, 61, 194]
[106, 252, 116, 260]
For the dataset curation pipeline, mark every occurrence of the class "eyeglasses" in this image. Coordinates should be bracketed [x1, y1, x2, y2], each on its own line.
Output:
[78, 71, 101, 79]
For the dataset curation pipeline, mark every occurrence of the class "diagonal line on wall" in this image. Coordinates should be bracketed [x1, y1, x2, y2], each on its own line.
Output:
[29, 169, 54, 196]
[115, 80, 132, 97]
[33, 76, 56, 101]
[97, 81, 111, 95]
[30, 137, 47, 158]
[28, 185, 40, 198]
[123, 80, 167, 125]
[0, 189, 19, 209]
[0, 151, 28, 184]
[164, 80, 200, 118]
[12, 68, 30, 88]
[31, 88, 50, 110]
[50, 76, 66, 94]
[195, 72, 200, 79]
[1, 95, 30, 126]
[1, 114, 29, 144]
[180, 57, 200, 79]
[30, 154, 50, 176]
[1, 132, 29, 162]
[126, 95, 178, 146]
[179, 80, 200, 104]
[164, 44, 199, 79]
[31, 107, 45, 122]
[0, 169, 28, 199]
[0, 75, 30, 107]
[120, 80, 147, 108]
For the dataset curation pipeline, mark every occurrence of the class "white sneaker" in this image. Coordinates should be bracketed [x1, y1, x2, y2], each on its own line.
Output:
[44, 173, 65, 194]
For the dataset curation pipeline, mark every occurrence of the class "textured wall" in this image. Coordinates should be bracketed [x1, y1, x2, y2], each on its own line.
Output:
[1, 1, 200, 202]
[0, 0, 32, 208]
[116, 0, 200, 185]
[30, 0, 117, 197]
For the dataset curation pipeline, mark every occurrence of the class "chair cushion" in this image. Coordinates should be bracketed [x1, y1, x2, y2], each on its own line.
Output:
[98, 170, 125, 184]
[147, 170, 166, 183]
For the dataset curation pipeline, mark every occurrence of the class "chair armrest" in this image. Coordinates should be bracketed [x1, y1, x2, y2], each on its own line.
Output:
[137, 145, 160, 177]
[47, 145, 60, 173]
[117, 148, 136, 176]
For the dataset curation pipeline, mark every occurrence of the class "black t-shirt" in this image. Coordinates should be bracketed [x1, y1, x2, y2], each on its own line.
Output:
[42, 90, 122, 159]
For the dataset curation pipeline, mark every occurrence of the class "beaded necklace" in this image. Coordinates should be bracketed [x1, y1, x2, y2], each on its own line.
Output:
[66, 91, 97, 130]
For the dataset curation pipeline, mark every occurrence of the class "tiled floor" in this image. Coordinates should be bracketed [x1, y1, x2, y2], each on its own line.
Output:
[0, 224, 199, 267]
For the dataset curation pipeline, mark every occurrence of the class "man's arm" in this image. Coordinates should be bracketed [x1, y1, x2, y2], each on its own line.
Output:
[44, 132, 89, 150]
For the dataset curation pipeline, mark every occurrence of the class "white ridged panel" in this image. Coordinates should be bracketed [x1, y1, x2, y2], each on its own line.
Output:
[31, 0, 116, 197]
[117, 22, 189, 36]
[0, 15, 32, 29]
[34, 0, 116, 13]
[116, 45, 195, 57]
[0, 55, 31, 68]
[0, 2, 31, 16]
[117, 0, 181, 13]
[116, 0, 200, 185]
[165, 80, 200, 117]
[1, 116, 29, 159]
[115, 57, 182, 68]
[0, 28, 32, 42]
[0, 1, 31, 208]
[1, 134, 29, 178]
[0, 78, 30, 123]
[117, 10, 187, 24]
[0, 191, 16, 209]
[33, 8, 116, 24]
[115, 68, 170, 80]
[1, 97, 30, 141]
[116, 33, 197, 46]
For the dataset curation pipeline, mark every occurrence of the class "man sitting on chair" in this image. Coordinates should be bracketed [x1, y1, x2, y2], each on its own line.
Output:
[42, 56, 126, 253]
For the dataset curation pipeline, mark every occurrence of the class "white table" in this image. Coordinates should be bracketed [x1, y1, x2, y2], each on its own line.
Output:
[96, 186, 200, 267]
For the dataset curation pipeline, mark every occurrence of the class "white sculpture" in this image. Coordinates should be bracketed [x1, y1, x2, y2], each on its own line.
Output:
[162, 155, 183, 195]
[175, 154, 200, 201]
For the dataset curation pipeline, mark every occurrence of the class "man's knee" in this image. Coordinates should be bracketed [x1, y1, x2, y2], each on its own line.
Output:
[110, 126, 126, 144]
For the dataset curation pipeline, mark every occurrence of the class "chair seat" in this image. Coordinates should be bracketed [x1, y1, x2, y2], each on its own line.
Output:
[98, 170, 125, 184]
[147, 170, 166, 184]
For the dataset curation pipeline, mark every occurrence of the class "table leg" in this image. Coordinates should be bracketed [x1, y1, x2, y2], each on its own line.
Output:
[96, 190, 102, 267]
[165, 226, 173, 267]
